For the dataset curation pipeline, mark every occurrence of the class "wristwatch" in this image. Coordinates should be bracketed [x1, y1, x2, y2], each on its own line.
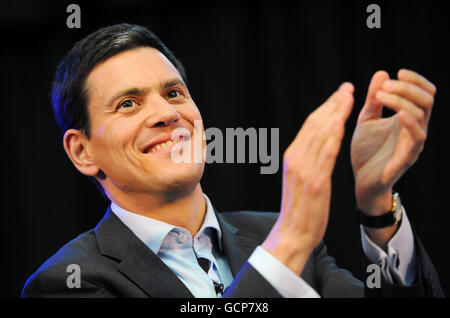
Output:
[357, 192, 402, 228]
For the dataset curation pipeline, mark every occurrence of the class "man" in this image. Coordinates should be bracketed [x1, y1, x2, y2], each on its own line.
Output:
[22, 23, 444, 297]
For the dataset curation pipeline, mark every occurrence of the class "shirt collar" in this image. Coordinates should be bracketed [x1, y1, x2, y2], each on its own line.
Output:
[199, 193, 223, 251]
[110, 193, 222, 254]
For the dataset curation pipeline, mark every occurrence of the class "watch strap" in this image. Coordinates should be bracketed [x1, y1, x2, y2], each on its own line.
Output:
[358, 210, 398, 228]
[357, 192, 402, 228]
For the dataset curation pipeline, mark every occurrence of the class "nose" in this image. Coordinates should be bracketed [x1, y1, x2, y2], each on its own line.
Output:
[145, 97, 181, 128]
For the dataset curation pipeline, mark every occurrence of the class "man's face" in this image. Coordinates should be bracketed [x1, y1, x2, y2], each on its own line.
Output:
[84, 47, 205, 199]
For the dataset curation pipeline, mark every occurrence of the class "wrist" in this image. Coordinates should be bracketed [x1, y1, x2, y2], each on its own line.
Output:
[358, 191, 403, 248]
[363, 223, 399, 250]
[357, 189, 393, 216]
[262, 227, 314, 275]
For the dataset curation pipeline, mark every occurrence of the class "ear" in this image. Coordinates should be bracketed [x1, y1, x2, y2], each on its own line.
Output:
[63, 129, 99, 177]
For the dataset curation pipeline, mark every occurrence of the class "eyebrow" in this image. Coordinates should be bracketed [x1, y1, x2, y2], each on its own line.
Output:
[105, 87, 148, 109]
[163, 78, 186, 90]
[104, 78, 187, 108]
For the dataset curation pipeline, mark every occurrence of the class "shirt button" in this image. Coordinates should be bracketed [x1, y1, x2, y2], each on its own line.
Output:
[179, 232, 188, 243]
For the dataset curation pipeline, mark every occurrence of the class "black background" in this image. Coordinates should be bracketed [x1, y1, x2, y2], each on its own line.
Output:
[1, 0, 449, 297]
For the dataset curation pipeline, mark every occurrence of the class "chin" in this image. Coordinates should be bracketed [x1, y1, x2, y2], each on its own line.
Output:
[151, 162, 205, 199]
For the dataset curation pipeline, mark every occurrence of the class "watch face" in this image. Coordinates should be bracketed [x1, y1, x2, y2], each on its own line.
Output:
[394, 194, 402, 224]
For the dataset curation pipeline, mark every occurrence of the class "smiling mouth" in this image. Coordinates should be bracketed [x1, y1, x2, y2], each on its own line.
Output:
[143, 134, 190, 154]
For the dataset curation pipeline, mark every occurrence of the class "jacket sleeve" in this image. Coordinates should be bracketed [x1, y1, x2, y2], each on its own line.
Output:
[313, 241, 364, 297]
[226, 233, 445, 298]
[223, 241, 364, 298]
[223, 262, 283, 298]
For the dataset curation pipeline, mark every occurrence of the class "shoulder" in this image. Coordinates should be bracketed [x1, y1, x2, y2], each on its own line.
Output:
[21, 229, 110, 297]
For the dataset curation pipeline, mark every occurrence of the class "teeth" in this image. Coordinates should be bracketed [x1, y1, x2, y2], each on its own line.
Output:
[149, 139, 179, 153]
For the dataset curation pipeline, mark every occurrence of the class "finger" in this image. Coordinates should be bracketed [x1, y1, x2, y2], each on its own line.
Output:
[358, 70, 390, 124]
[336, 82, 355, 119]
[312, 82, 354, 123]
[382, 80, 435, 111]
[383, 111, 426, 183]
[291, 83, 353, 151]
[286, 85, 353, 176]
[316, 82, 354, 127]
[302, 115, 341, 169]
[375, 90, 425, 122]
[398, 110, 427, 142]
[301, 86, 353, 160]
[398, 69, 437, 96]
[339, 81, 355, 94]
[315, 117, 346, 177]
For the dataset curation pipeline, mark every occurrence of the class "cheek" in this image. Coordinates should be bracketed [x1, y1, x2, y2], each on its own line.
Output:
[96, 125, 107, 138]
[191, 104, 202, 119]
[178, 103, 203, 126]
[90, 122, 135, 162]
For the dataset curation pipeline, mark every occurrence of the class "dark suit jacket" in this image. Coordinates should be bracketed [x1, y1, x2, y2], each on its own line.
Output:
[21, 207, 445, 298]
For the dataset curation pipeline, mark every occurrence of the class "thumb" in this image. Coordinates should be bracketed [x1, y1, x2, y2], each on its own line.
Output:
[357, 70, 390, 124]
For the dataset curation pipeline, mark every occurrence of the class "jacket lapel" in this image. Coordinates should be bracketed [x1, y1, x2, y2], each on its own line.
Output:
[215, 211, 261, 277]
[94, 208, 193, 298]
[216, 211, 317, 285]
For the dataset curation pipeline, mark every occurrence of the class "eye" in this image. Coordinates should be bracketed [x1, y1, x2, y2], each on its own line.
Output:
[118, 99, 135, 109]
[167, 89, 183, 99]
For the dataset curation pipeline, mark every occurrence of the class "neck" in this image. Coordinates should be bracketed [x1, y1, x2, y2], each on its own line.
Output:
[108, 184, 206, 237]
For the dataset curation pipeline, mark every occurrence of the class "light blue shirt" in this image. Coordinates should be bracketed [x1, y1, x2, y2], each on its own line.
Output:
[111, 194, 416, 298]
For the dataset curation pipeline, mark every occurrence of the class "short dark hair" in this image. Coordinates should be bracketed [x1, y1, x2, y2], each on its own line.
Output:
[51, 23, 186, 196]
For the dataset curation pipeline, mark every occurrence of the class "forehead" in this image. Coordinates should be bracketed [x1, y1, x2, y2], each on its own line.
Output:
[85, 47, 181, 102]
